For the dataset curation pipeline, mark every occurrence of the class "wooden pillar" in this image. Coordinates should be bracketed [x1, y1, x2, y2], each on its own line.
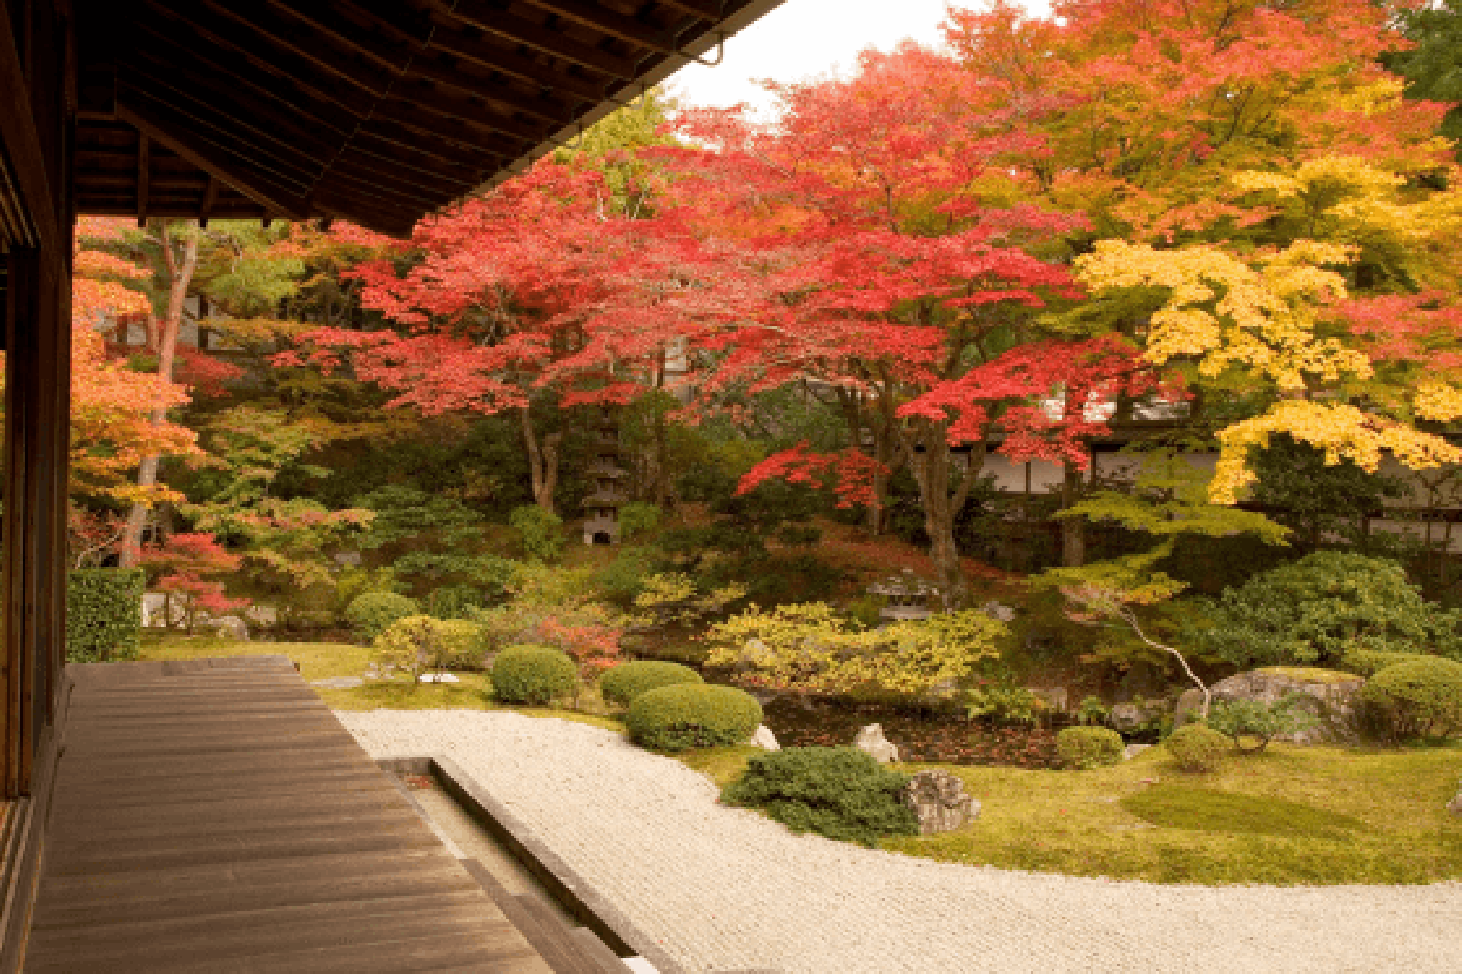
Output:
[2, 246, 66, 798]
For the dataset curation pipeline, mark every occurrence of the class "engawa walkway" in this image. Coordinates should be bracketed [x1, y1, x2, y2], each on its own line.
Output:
[24, 656, 553, 973]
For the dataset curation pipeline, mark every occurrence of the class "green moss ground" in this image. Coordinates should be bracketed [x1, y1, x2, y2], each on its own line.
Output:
[138, 634, 1462, 886]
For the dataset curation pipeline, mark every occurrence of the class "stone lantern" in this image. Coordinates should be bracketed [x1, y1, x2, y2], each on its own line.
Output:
[866, 568, 939, 623]
[582, 405, 628, 545]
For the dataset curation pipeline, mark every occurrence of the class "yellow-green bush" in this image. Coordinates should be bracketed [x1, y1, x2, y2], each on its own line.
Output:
[1361, 658, 1462, 741]
[1056, 726, 1125, 769]
[1165, 724, 1229, 772]
[490, 645, 576, 705]
[626, 683, 762, 752]
[600, 660, 702, 708]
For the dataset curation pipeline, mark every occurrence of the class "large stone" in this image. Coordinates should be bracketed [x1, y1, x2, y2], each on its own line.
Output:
[1193, 667, 1366, 745]
[900, 770, 979, 835]
[854, 723, 899, 764]
[1172, 688, 1207, 730]
[1123, 743, 1152, 761]
[749, 724, 780, 751]
[1108, 699, 1166, 732]
[210, 614, 249, 641]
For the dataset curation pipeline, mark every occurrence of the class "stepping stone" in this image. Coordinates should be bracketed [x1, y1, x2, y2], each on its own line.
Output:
[309, 676, 365, 689]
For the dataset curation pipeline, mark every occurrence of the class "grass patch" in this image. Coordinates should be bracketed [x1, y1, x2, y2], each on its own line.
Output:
[139, 634, 372, 682]
[1120, 786, 1369, 840]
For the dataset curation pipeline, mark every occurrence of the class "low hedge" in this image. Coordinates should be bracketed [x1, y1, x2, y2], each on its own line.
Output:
[1361, 657, 1462, 741]
[600, 660, 703, 708]
[490, 645, 577, 705]
[67, 569, 144, 663]
[1164, 723, 1229, 773]
[345, 591, 420, 642]
[1340, 647, 1439, 678]
[626, 683, 762, 752]
[721, 747, 918, 846]
[1055, 726, 1124, 770]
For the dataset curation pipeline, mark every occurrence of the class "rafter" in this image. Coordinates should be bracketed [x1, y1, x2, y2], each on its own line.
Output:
[435, 0, 640, 80]
[520, 0, 677, 54]
[115, 93, 311, 220]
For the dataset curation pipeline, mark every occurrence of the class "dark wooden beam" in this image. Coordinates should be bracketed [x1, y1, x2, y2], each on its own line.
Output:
[426, 20, 609, 101]
[436, 0, 640, 79]
[115, 93, 313, 220]
[117, 71, 331, 190]
[351, 129, 490, 186]
[520, 0, 677, 54]
[653, 0, 723, 19]
[135, 133, 149, 226]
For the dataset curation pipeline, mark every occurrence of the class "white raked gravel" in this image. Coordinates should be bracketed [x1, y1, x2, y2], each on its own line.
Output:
[337, 709, 1462, 974]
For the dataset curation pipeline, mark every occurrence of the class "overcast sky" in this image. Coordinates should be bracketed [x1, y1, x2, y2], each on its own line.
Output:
[666, 0, 1050, 120]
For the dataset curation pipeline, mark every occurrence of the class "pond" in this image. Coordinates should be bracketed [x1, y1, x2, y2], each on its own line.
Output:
[759, 696, 1062, 769]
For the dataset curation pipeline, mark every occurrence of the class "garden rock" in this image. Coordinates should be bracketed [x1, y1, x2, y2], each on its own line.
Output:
[749, 724, 780, 751]
[854, 723, 899, 764]
[1123, 743, 1152, 760]
[210, 615, 249, 641]
[1109, 700, 1166, 732]
[1197, 668, 1365, 744]
[1173, 688, 1207, 729]
[900, 770, 979, 835]
[981, 601, 1016, 623]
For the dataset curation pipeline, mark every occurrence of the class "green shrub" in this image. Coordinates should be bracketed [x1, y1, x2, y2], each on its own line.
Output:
[345, 591, 420, 641]
[437, 619, 486, 669]
[1206, 694, 1319, 753]
[510, 505, 563, 563]
[1055, 726, 1125, 769]
[490, 645, 577, 705]
[600, 660, 703, 708]
[626, 683, 762, 752]
[425, 584, 486, 620]
[1075, 695, 1110, 726]
[720, 747, 918, 847]
[1360, 658, 1462, 741]
[67, 569, 144, 663]
[1339, 647, 1438, 678]
[964, 686, 1042, 725]
[1192, 551, 1462, 669]
[1164, 723, 1229, 772]
[373, 615, 453, 682]
[618, 502, 662, 540]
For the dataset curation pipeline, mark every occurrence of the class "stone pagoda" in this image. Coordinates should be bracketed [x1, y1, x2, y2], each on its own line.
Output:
[866, 568, 940, 623]
[582, 405, 628, 545]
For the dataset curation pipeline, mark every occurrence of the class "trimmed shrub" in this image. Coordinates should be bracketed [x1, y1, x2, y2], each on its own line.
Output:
[67, 569, 144, 663]
[345, 591, 420, 642]
[626, 683, 762, 752]
[1360, 658, 1462, 741]
[490, 645, 577, 705]
[721, 747, 918, 847]
[1339, 647, 1437, 678]
[1164, 723, 1229, 772]
[1056, 726, 1125, 769]
[600, 660, 703, 708]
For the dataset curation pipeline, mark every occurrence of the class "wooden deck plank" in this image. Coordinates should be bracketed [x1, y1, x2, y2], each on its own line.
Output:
[24, 657, 554, 973]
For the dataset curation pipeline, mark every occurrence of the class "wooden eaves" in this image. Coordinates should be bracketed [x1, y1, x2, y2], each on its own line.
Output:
[73, 0, 787, 237]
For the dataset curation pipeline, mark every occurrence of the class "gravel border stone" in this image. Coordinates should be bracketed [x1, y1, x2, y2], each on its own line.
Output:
[337, 709, 1462, 974]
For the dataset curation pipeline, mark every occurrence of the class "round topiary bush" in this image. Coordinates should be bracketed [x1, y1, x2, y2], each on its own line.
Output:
[626, 683, 762, 752]
[600, 660, 704, 708]
[1164, 723, 1229, 773]
[720, 747, 918, 847]
[1056, 726, 1125, 769]
[345, 591, 420, 642]
[1360, 657, 1462, 741]
[490, 645, 577, 705]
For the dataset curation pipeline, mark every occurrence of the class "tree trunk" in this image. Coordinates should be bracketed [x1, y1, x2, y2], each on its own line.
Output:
[120, 223, 200, 566]
[904, 419, 980, 608]
[519, 406, 561, 513]
[1061, 460, 1086, 568]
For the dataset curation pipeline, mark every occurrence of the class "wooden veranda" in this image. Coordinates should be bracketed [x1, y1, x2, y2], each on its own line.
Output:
[0, 1, 784, 968]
